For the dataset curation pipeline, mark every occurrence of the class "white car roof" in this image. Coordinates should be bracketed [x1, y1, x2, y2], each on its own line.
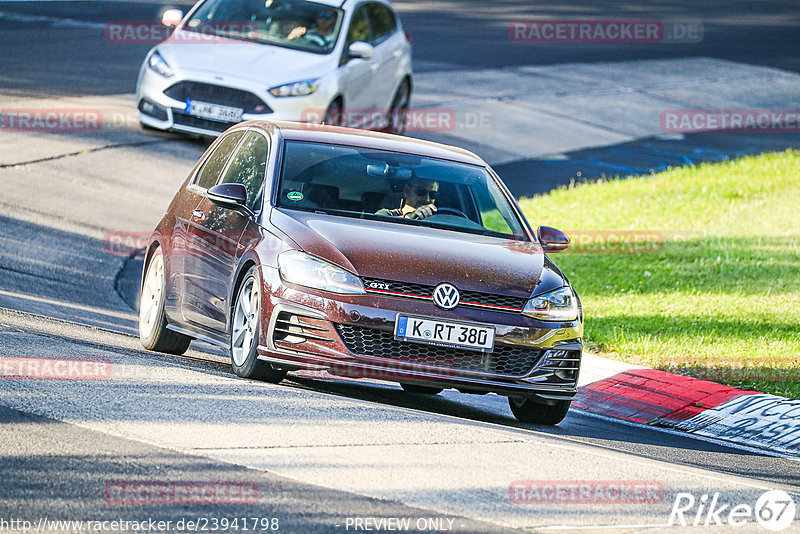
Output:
[307, 0, 341, 6]
[311, 0, 346, 6]
[316, 0, 393, 8]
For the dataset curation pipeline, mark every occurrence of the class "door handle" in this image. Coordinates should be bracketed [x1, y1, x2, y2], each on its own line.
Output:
[191, 209, 206, 220]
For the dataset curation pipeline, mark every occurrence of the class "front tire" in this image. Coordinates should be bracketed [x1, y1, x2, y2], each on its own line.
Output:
[230, 267, 287, 383]
[387, 80, 411, 135]
[139, 247, 191, 355]
[323, 99, 344, 127]
[508, 396, 571, 425]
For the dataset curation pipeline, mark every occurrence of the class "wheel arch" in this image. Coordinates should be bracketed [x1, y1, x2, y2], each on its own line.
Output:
[328, 94, 345, 111]
[228, 255, 260, 334]
[140, 237, 164, 293]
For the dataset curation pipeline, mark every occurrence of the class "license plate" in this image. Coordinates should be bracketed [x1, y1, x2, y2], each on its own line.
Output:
[186, 100, 243, 122]
[395, 314, 495, 353]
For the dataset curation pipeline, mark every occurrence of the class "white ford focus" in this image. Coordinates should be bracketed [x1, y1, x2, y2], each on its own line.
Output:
[135, 0, 412, 137]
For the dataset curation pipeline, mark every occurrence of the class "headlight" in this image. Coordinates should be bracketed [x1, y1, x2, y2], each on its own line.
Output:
[268, 79, 319, 97]
[522, 286, 578, 321]
[278, 250, 365, 294]
[148, 51, 174, 78]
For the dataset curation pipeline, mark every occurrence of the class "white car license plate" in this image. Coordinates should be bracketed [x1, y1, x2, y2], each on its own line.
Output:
[186, 100, 243, 122]
[395, 314, 495, 353]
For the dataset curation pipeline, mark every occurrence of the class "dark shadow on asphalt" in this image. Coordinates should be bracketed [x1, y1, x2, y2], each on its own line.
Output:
[494, 133, 800, 198]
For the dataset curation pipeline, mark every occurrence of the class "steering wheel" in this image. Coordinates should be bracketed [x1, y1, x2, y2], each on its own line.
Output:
[432, 207, 470, 219]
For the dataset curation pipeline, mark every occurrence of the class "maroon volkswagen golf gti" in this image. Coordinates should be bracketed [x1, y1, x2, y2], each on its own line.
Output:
[139, 120, 583, 424]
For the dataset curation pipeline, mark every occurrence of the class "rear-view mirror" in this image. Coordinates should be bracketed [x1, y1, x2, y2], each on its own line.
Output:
[161, 9, 184, 27]
[208, 183, 248, 211]
[348, 41, 375, 60]
[537, 225, 570, 252]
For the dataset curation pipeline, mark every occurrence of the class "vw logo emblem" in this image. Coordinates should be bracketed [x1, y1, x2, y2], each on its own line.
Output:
[433, 283, 460, 310]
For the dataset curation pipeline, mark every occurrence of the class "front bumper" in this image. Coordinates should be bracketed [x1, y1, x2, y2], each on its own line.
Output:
[256, 272, 583, 400]
[136, 66, 334, 137]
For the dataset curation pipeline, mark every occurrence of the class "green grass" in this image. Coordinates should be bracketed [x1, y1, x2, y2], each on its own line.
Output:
[518, 150, 800, 399]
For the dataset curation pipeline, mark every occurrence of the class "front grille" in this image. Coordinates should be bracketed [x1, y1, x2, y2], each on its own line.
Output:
[362, 277, 527, 312]
[172, 111, 236, 133]
[336, 324, 544, 378]
[164, 81, 272, 114]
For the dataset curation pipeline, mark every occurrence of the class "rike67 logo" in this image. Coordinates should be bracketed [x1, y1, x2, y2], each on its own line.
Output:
[669, 490, 796, 531]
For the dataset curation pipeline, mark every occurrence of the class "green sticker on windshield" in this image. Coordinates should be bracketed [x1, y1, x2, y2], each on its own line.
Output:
[287, 191, 303, 202]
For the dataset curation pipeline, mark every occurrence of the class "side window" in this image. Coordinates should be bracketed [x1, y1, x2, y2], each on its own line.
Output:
[365, 3, 396, 45]
[345, 5, 371, 47]
[219, 131, 269, 212]
[195, 131, 246, 189]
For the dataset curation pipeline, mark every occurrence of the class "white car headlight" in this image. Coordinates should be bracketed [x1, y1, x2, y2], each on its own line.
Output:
[148, 51, 174, 78]
[522, 286, 578, 321]
[268, 79, 319, 97]
[278, 250, 365, 294]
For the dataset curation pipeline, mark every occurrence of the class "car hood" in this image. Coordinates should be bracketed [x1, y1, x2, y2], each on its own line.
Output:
[271, 209, 566, 298]
[158, 34, 335, 86]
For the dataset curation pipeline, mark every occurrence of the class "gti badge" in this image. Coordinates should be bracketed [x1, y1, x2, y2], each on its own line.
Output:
[433, 283, 460, 310]
[368, 281, 390, 290]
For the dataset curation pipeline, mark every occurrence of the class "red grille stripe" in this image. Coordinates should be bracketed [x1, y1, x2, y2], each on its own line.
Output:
[365, 288, 431, 299]
[461, 300, 523, 312]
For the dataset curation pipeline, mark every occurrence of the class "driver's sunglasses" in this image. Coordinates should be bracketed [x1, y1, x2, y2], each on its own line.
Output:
[415, 187, 438, 200]
[317, 12, 335, 19]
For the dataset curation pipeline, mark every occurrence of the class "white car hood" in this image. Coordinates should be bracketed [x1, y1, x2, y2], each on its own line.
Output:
[158, 34, 336, 86]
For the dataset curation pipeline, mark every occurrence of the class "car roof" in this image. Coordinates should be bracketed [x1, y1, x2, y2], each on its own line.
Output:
[310, 0, 345, 7]
[315, 0, 392, 8]
[335, 0, 395, 8]
[245, 120, 486, 166]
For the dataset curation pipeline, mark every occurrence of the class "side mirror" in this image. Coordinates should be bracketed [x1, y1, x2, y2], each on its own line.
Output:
[161, 9, 184, 27]
[347, 41, 375, 60]
[537, 225, 570, 253]
[208, 183, 248, 211]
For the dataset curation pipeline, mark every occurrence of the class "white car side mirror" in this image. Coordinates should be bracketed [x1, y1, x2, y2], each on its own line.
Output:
[348, 41, 375, 60]
[161, 9, 184, 27]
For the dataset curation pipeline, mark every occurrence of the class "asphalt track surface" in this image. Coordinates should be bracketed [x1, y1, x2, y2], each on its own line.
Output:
[1, 1, 799, 532]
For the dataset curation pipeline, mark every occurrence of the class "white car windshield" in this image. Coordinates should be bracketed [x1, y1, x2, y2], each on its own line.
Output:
[276, 141, 530, 241]
[184, 0, 343, 54]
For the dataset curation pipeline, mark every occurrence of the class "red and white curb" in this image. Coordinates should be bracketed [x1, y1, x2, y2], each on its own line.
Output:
[576, 355, 799, 457]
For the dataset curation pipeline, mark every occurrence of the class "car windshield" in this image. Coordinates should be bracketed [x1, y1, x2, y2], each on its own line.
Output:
[184, 0, 343, 54]
[276, 141, 529, 241]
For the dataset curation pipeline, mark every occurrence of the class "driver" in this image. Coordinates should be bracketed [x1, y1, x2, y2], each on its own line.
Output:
[376, 179, 439, 220]
[288, 9, 337, 47]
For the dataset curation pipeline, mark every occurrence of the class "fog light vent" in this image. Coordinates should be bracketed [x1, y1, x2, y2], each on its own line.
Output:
[137, 98, 168, 121]
[273, 312, 333, 344]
